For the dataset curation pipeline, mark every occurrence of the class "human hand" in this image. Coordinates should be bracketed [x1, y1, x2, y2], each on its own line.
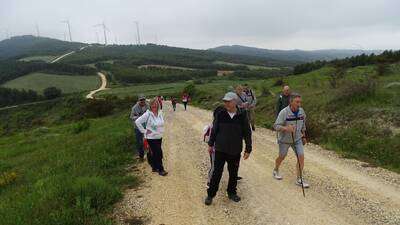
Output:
[285, 125, 295, 133]
[208, 146, 214, 154]
[243, 152, 250, 160]
[302, 137, 307, 145]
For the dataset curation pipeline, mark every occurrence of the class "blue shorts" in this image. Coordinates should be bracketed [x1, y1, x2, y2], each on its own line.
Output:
[278, 140, 304, 157]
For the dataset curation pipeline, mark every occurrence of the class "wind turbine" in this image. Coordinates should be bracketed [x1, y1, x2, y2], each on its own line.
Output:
[95, 31, 100, 43]
[61, 20, 72, 42]
[94, 22, 110, 45]
[2, 28, 10, 40]
[35, 23, 40, 37]
[134, 21, 141, 45]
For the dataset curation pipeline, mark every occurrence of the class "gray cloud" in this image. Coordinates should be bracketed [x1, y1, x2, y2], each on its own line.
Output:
[1, 0, 399, 50]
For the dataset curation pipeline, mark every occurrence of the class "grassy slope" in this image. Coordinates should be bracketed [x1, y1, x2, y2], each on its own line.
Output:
[97, 79, 265, 99]
[193, 64, 400, 172]
[0, 111, 137, 225]
[214, 60, 282, 70]
[18, 55, 56, 63]
[2, 72, 100, 94]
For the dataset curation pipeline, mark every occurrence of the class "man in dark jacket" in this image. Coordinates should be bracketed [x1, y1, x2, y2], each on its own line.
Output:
[205, 92, 252, 205]
[276, 85, 291, 116]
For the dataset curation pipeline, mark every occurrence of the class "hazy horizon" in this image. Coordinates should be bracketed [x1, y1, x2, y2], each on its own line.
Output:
[1, 0, 399, 50]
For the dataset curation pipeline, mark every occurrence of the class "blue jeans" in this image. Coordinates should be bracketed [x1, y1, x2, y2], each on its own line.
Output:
[134, 128, 144, 158]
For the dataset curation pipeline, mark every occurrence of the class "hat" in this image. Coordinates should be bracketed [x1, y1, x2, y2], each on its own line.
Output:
[222, 92, 237, 101]
[138, 94, 146, 100]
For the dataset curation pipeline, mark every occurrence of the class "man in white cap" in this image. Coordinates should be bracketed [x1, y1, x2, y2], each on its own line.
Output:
[205, 92, 252, 205]
[130, 94, 149, 161]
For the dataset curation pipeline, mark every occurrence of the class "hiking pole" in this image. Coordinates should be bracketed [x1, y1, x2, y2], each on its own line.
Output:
[291, 131, 306, 197]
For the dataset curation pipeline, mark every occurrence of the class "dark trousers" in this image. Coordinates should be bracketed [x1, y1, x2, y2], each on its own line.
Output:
[134, 128, 144, 158]
[207, 151, 241, 197]
[147, 139, 164, 172]
[172, 104, 176, 111]
[183, 102, 188, 110]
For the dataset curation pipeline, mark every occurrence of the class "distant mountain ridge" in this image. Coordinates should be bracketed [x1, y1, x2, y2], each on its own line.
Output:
[0, 35, 85, 60]
[209, 45, 383, 63]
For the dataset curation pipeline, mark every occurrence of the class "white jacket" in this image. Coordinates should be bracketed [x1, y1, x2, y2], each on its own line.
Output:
[135, 110, 165, 139]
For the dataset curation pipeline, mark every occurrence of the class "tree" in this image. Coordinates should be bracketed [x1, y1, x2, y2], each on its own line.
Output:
[376, 63, 389, 76]
[43, 87, 62, 99]
[329, 62, 346, 89]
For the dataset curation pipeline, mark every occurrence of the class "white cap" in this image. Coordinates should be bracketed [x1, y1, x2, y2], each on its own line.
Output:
[222, 92, 237, 101]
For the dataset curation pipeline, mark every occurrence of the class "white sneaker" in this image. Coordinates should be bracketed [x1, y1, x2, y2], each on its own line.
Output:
[295, 178, 310, 188]
[273, 169, 283, 180]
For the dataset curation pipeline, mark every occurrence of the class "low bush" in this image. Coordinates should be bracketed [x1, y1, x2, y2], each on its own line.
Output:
[71, 120, 90, 134]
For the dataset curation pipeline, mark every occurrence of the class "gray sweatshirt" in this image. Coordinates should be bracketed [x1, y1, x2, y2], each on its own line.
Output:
[245, 89, 257, 108]
[274, 106, 306, 144]
[130, 102, 149, 128]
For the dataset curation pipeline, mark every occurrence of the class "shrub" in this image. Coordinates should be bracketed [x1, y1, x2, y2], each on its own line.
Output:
[0, 171, 17, 187]
[375, 62, 390, 76]
[71, 120, 90, 134]
[260, 82, 271, 97]
[182, 82, 197, 97]
[328, 124, 400, 171]
[331, 79, 377, 104]
[80, 99, 115, 118]
[272, 78, 284, 87]
[43, 87, 62, 99]
[71, 177, 122, 212]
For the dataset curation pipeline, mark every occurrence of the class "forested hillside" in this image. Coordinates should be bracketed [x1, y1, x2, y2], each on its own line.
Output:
[0, 35, 85, 59]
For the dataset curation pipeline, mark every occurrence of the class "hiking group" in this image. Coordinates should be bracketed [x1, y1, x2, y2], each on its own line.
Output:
[129, 93, 191, 176]
[130, 85, 309, 205]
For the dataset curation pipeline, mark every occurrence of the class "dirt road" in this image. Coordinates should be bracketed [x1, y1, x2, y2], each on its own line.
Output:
[86, 72, 107, 99]
[114, 102, 400, 225]
[50, 51, 76, 63]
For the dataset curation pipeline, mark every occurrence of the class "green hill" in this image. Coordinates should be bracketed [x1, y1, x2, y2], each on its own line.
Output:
[60, 43, 295, 68]
[2, 72, 100, 94]
[210, 45, 382, 63]
[0, 35, 85, 60]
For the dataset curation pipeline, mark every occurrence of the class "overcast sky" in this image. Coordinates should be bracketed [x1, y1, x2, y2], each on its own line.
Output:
[1, 0, 400, 50]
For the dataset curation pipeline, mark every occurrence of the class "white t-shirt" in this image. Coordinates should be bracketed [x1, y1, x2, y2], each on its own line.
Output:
[228, 111, 236, 119]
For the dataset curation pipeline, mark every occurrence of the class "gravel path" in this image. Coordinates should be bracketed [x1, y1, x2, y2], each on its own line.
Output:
[114, 102, 400, 225]
[86, 72, 108, 99]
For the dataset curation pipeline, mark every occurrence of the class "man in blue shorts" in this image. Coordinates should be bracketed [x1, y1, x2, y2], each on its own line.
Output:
[273, 93, 309, 188]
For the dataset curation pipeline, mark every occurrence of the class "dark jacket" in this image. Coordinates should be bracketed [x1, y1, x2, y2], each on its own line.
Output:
[276, 94, 290, 116]
[208, 108, 252, 155]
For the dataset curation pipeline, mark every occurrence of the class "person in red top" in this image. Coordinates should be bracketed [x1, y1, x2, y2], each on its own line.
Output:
[182, 93, 190, 111]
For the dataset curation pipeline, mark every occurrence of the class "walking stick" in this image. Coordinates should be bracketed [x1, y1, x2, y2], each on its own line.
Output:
[291, 130, 306, 198]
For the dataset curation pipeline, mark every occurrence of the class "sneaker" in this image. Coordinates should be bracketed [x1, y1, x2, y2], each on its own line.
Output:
[295, 178, 310, 188]
[237, 176, 243, 181]
[159, 170, 168, 176]
[204, 196, 213, 205]
[273, 169, 283, 180]
[228, 194, 241, 202]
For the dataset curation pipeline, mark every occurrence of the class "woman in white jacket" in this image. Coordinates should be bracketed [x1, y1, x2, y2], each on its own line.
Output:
[135, 98, 168, 176]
